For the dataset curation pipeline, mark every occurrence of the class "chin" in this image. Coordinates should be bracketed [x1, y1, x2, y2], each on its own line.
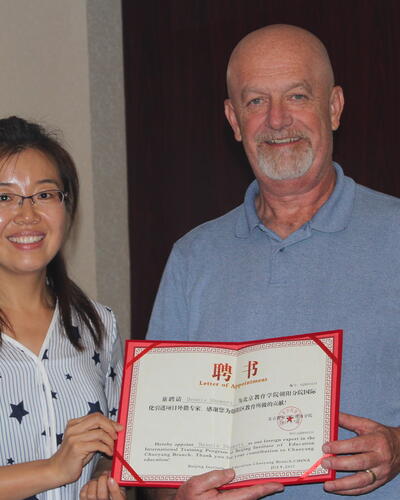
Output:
[257, 151, 314, 181]
[10, 262, 48, 275]
[259, 163, 312, 181]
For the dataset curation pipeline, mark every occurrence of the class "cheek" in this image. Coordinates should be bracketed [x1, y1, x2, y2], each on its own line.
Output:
[297, 112, 330, 142]
[0, 213, 12, 233]
[46, 211, 68, 244]
[245, 113, 265, 131]
[240, 115, 266, 146]
[57, 216, 68, 244]
[0, 213, 9, 225]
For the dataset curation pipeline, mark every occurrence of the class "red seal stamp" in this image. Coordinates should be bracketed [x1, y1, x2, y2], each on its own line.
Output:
[277, 406, 303, 431]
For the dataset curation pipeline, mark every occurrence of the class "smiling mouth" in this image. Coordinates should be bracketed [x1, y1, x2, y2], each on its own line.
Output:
[8, 235, 45, 244]
[265, 137, 302, 145]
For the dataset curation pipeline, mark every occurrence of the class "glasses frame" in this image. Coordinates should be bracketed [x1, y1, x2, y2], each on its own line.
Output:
[0, 189, 68, 210]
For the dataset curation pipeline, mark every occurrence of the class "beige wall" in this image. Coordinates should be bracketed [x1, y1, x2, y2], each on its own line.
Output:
[0, 0, 130, 339]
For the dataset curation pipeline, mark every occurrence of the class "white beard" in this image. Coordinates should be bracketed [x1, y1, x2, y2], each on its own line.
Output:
[256, 140, 314, 181]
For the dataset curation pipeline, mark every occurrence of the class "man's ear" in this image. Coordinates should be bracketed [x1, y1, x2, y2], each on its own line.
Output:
[330, 86, 344, 131]
[224, 99, 242, 141]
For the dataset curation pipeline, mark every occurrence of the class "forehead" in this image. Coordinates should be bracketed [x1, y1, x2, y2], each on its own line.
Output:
[229, 43, 329, 99]
[0, 148, 62, 185]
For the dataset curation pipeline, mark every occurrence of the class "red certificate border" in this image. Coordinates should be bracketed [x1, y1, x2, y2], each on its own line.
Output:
[112, 330, 342, 489]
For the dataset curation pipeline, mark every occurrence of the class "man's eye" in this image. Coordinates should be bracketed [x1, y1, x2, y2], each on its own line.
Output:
[248, 97, 263, 106]
[291, 94, 307, 101]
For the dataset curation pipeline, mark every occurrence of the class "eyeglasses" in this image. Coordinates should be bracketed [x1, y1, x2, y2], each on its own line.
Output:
[0, 189, 67, 211]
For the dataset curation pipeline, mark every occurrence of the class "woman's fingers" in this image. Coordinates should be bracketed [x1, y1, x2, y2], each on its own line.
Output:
[80, 473, 126, 500]
[49, 414, 123, 485]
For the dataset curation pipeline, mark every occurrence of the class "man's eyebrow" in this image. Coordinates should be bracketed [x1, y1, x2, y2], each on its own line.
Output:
[286, 81, 313, 94]
[240, 87, 266, 99]
[240, 81, 313, 99]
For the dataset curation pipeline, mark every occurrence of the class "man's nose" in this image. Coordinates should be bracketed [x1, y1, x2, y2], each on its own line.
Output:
[13, 198, 40, 224]
[266, 99, 293, 130]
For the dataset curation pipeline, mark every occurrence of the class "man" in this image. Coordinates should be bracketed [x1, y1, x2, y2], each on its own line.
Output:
[147, 25, 400, 498]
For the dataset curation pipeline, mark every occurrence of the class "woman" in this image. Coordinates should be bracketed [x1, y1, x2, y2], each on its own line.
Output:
[0, 116, 125, 499]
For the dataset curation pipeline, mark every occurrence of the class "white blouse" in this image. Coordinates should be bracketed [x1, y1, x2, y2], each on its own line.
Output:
[0, 301, 123, 500]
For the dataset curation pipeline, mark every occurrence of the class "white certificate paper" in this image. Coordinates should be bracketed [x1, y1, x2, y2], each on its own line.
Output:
[113, 331, 342, 488]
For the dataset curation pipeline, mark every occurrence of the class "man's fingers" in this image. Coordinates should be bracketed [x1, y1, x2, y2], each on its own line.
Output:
[219, 482, 284, 500]
[322, 450, 381, 472]
[323, 412, 382, 456]
[183, 468, 235, 493]
[324, 470, 383, 496]
[323, 434, 377, 456]
[176, 469, 283, 500]
[338, 412, 377, 435]
[321, 415, 400, 496]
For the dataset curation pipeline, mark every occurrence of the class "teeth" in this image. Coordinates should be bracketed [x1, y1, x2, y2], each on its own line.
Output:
[268, 137, 300, 144]
[9, 235, 44, 244]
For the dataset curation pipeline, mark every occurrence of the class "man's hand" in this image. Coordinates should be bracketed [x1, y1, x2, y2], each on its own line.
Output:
[80, 471, 127, 500]
[174, 469, 283, 500]
[322, 412, 400, 495]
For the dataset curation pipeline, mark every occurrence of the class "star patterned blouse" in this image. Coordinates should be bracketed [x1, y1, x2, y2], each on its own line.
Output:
[0, 301, 123, 500]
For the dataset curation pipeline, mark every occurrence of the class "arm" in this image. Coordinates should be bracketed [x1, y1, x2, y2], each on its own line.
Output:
[145, 469, 284, 500]
[322, 412, 400, 495]
[0, 459, 64, 500]
[0, 413, 122, 500]
[78, 311, 127, 499]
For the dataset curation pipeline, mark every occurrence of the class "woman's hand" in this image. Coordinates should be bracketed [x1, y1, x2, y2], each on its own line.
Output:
[48, 412, 123, 487]
[80, 471, 127, 499]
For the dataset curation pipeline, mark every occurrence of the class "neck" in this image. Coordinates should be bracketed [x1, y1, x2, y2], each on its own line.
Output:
[0, 270, 53, 311]
[256, 165, 336, 239]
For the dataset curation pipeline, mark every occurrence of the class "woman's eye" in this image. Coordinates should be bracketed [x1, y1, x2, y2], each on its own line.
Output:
[0, 194, 12, 202]
[38, 191, 53, 199]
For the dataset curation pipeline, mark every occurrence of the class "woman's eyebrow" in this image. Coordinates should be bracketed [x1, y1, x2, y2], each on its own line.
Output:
[36, 178, 61, 186]
[0, 179, 62, 189]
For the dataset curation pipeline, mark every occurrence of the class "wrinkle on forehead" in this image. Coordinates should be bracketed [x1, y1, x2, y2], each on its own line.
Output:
[227, 24, 334, 98]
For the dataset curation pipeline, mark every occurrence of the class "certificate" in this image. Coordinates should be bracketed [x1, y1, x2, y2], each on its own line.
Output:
[112, 330, 342, 488]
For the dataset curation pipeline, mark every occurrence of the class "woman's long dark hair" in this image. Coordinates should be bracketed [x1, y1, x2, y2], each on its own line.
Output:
[0, 116, 104, 349]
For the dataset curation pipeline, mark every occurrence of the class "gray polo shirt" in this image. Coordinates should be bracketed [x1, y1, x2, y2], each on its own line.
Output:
[147, 163, 400, 498]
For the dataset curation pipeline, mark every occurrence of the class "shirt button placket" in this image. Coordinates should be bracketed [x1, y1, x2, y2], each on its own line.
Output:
[270, 245, 287, 285]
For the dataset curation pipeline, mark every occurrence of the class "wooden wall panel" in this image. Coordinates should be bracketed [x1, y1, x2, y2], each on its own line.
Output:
[122, 0, 400, 338]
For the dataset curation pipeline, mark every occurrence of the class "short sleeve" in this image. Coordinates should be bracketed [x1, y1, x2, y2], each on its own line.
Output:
[146, 244, 189, 341]
[103, 309, 124, 420]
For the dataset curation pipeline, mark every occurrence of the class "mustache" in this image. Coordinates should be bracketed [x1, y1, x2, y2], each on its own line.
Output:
[255, 130, 308, 143]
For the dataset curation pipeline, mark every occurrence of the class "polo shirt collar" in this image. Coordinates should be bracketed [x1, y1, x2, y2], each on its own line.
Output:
[235, 162, 356, 238]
